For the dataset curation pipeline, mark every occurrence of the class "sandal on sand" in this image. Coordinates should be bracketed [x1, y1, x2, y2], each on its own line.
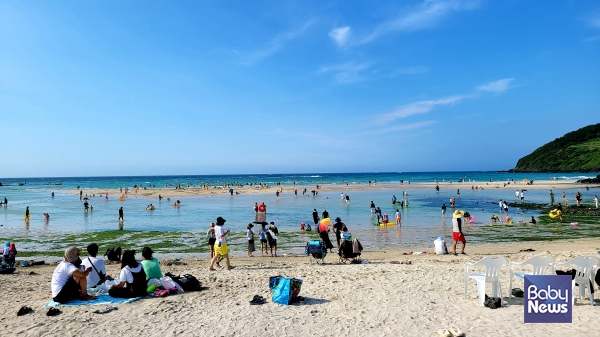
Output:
[46, 308, 61, 316]
[93, 306, 118, 314]
[449, 326, 465, 337]
[227, 266, 235, 270]
[17, 306, 33, 316]
[437, 329, 451, 337]
[250, 295, 266, 305]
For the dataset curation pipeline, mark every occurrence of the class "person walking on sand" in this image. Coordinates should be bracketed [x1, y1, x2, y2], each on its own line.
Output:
[209, 217, 234, 270]
[118, 207, 124, 221]
[451, 210, 466, 255]
[207, 223, 217, 260]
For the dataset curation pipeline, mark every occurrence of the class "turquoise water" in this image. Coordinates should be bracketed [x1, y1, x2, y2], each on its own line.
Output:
[0, 172, 598, 249]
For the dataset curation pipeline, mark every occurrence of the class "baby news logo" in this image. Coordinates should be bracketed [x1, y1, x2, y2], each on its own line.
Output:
[524, 275, 572, 323]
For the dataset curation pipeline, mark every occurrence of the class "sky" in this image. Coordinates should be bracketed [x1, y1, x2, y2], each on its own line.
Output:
[0, 0, 599, 178]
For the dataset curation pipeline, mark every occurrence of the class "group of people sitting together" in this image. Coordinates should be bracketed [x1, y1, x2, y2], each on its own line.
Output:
[2, 242, 17, 269]
[51, 244, 163, 304]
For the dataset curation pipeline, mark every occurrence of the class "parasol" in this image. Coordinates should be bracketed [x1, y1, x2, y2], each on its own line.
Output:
[317, 218, 331, 233]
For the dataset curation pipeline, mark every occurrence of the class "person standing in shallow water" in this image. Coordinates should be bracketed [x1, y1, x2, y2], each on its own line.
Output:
[312, 209, 320, 225]
[118, 207, 124, 221]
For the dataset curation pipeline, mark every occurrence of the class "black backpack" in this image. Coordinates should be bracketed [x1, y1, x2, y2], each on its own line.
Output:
[104, 246, 122, 262]
[165, 272, 202, 291]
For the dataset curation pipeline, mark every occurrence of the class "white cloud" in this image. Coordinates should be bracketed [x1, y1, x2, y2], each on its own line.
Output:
[241, 20, 314, 65]
[329, 26, 351, 46]
[378, 120, 438, 134]
[360, 0, 480, 44]
[584, 35, 600, 42]
[377, 95, 469, 124]
[317, 62, 373, 84]
[392, 66, 430, 75]
[586, 12, 600, 28]
[476, 78, 514, 93]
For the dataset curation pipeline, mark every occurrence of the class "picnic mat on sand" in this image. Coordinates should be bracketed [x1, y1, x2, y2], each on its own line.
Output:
[45, 294, 141, 307]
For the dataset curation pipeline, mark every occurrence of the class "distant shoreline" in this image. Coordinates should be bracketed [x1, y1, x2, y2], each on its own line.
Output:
[64, 179, 600, 199]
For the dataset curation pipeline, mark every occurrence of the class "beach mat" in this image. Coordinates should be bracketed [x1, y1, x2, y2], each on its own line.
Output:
[45, 294, 141, 307]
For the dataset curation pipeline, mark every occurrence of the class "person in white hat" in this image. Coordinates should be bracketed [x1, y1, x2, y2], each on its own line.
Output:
[452, 210, 466, 255]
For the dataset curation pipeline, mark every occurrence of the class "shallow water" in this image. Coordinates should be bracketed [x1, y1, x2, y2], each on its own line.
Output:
[0, 172, 598, 249]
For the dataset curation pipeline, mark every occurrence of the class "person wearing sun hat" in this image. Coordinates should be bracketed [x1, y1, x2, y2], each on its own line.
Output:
[451, 210, 467, 256]
[51, 246, 95, 303]
[209, 217, 234, 270]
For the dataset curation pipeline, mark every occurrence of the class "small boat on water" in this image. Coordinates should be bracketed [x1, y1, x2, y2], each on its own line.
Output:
[54, 181, 62, 185]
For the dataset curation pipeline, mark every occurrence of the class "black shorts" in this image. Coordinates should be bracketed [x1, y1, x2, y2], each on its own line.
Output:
[53, 277, 80, 304]
[208, 238, 216, 246]
[260, 239, 267, 244]
[268, 239, 277, 248]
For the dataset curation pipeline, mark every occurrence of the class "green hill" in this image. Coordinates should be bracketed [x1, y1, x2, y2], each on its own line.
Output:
[513, 123, 600, 172]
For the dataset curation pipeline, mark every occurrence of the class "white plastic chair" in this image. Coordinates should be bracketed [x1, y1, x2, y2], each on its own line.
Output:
[464, 255, 508, 306]
[509, 254, 555, 298]
[555, 256, 599, 306]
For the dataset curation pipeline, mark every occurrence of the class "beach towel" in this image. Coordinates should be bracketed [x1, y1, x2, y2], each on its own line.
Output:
[45, 293, 140, 307]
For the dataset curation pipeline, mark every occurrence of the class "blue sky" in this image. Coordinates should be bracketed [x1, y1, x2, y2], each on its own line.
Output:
[1, 0, 599, 178]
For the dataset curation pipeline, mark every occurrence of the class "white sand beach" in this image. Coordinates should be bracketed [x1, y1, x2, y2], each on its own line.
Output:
[2, 239, 599, 336]
[65, 179, 599, 199]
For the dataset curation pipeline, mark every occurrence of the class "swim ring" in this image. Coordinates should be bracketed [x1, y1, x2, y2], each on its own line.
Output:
[379, 222, 396, 227]
[570, 222, 579, 226]
[258, 204, 266, 212]
[469, 216, 476, 223]
[173, 202, 177, 207]
[23, 214, 30, 219]
[146, 206, 155, 211]
[119, 196, 126, 201]
[548, 209, 562, 219]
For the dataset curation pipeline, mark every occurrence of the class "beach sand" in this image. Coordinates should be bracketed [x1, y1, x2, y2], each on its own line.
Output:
[3, 239, 599, 336]
[66, 179, 599, 199]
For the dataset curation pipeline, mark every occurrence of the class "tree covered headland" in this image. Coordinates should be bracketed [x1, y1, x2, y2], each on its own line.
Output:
[512, 123, 600, 172]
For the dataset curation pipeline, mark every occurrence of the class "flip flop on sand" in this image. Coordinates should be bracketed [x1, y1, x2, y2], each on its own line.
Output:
[437, 329, 451, 337]
[449, 326, 465, 337]
[17, 306, 33, 316]
[250, 295, 266, 305]
[46, 308, 61, 316]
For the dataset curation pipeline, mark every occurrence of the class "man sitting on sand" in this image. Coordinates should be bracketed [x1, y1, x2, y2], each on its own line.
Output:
[51, 246, 95, 303]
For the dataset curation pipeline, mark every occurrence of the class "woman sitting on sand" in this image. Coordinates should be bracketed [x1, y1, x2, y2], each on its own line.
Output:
[51, 247, 95, 304]
[141, 247, 163, 282]
[109, 250, 147, 298]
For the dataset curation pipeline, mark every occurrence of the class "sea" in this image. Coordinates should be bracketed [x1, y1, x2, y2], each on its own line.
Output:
[0, 171, 598, 251]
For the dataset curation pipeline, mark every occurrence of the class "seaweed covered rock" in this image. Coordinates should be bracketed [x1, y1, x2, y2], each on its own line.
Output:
[577, 174, 600, 184]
